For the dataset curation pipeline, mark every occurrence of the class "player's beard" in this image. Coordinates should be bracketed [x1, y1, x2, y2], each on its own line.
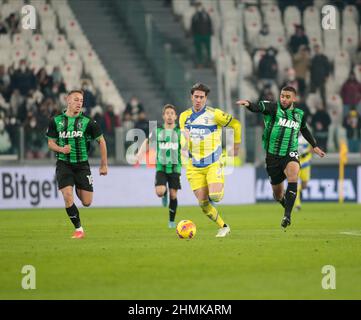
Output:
[281, 102, 293, 109]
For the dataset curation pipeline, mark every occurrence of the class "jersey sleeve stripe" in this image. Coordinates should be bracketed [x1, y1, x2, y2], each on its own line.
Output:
[224, 116, 233, 127]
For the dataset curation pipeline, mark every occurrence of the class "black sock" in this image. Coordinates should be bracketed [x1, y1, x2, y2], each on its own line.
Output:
[66, 203, 81, 229]
[169, 198, 177, 222]
[284, 182, 297, 218]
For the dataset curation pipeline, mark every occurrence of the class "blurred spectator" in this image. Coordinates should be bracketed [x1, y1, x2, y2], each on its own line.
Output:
[5, 13, 20, 34]
[0, 91, 9, 112]
[134, 111, 150, 138]
[0, 21, 8, 34]
[258, 47, 278, 85]
[0, 117, 11, 154]
[293, 45, 310, 89]
[191, 1, 213, 68]
[9, 89, 26, 122]
[10, 60, 37, 96]
[81, 80, 96, 114]
[6, 116, 20, 153]
[353, 40, 361, 65]
[103, 104, 120, 156]
[343, 109, 361, 153]
[24, 113, 46, 159]
[0, 64, 11, 99]
[281, 68, 306, 98]
[254, 24, 272, 51]
[289, 25, 309, 55]
[340, 72, 361, 116]
[36, 68, 53, 97]
[310, 44, 330, 109]
[297, 98, 312, 125]
[122, 112, 134, 131]
[311, 104, 331, 152]
[125, 96, 144, 121]
[259, 84, 275, 101]
[52, 66, 63, 84]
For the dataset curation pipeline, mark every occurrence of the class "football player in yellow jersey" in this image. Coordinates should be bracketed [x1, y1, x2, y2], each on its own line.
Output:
[295, 135, 312, 211]
[179, 83, 241, 237]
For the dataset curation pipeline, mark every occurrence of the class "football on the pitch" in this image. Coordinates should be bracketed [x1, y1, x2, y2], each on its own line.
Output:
[176, 220, 196, 239]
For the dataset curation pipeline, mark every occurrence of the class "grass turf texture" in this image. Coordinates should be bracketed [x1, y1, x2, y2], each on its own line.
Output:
[0, 203, 360, 300]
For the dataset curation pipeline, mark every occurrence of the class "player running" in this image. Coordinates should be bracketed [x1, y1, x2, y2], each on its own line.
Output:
[236, 86, 325, 229]
[179, 83, 241, 237]
[295, 135, 312, 211]
[46, 90, 108, 239]
[137, 104, 182, 228]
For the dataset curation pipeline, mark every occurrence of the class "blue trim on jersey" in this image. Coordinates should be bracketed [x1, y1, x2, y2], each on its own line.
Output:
[301, 162, 310, 169]
[188, 106, 207, 123]
[192, 145, 222, 168]
[185, 124, 218, 133]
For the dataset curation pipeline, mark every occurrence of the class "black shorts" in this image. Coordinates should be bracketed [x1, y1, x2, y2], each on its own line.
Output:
[56, 160, 94, 192]
[155, 171, 181, 190]
[265, 152, 300, 185]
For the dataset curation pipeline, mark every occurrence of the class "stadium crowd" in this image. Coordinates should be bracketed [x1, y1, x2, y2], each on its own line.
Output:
[1, 0, 361, 159]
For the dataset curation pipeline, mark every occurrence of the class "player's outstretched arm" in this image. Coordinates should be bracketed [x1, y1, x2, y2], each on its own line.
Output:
[300, 125, 326, 158]
[236, 100, 271, 113]
[48, 139, 71, 154]
[227, 118, 241, 156]
[313, 146, 326, 158]
[97, 136, 108, 175]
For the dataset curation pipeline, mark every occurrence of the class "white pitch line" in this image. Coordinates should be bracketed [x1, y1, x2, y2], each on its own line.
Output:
[339, 231, 361, 236]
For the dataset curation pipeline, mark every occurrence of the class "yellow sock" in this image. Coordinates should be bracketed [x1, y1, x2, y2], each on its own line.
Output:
[199, 200, 225, 228]
[295, 183, 302, 208]
[209, 190, 224, 203]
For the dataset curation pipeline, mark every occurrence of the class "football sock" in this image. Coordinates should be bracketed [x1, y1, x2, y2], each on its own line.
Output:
[169, 198, 177, 222]
[284, 182, 298, 218]
[199, 200, 225, 228]
[66, 203, 81, 229]
[208, 189, 224, 203]
[295, 183, 302, 208]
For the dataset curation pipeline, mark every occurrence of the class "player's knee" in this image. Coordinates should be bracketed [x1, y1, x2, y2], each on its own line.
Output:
[156, 191, 165, 198]
[273, 192, 283, 201]
[62, 191, 73, 203]
[209, 192, 223, 203]
[82, 200, 92, 207]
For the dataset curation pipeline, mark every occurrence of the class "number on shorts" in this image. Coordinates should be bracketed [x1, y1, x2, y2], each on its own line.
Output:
[86, 175, 93, 185]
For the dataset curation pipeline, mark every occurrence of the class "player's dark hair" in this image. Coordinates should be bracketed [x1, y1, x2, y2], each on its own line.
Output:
[162, 104, 177, 114]
[68, 90, 84, 96]
[191, 83, 210, 96]
[281, 86, 297, 95]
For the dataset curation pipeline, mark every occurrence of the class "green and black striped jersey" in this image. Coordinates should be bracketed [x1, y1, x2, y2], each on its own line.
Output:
[46, 112, 102, 163]
[149, 125, 182, 174]
[247, 100, 316, 157]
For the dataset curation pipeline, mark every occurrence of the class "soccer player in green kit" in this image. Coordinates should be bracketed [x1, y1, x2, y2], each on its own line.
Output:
[137, 104, 182, 228]
[237, 86, 325, 229]
[47, 90, 108, 239]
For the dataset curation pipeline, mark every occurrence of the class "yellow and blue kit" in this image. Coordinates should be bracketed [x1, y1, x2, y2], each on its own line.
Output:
[179, 106, 241, 191]
[298, 135, 312, 182]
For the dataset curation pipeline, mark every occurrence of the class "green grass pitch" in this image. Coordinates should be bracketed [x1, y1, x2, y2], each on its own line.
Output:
[0, 203, 360, 300]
